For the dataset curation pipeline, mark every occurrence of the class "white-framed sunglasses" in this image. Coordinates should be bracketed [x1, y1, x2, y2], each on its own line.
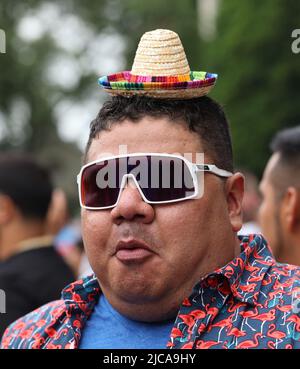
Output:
[77, 152, 233, 210]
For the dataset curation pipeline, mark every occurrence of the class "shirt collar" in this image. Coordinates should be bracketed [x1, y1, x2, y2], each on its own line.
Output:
[210, 234, 275, 306]
[61, 273, 100, 316]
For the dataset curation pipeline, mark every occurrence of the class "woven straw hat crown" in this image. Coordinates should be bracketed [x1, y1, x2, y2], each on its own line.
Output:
[131, 29, 191, 77]
[98, 28, 217, 99]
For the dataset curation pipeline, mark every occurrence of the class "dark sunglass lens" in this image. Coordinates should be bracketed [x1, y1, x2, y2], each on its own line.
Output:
[81, 160, 120, 208]
[138, 156, 195, 202]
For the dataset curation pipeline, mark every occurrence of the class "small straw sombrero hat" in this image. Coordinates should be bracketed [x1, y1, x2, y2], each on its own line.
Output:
[98, 29, 217, 99]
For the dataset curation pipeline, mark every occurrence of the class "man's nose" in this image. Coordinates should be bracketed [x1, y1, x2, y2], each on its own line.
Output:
[110, 178, 155, 224]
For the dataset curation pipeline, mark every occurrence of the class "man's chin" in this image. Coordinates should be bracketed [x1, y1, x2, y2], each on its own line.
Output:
[106, 286, 179, 322]
[112, 281, 160, 303]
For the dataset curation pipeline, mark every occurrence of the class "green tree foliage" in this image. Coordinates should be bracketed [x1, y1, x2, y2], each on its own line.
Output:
[0, 1, 111, 209]
[202, 0, 300, 174]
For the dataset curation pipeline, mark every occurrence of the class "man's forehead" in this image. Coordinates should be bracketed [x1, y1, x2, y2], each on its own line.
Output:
[86, 117, 205, 162]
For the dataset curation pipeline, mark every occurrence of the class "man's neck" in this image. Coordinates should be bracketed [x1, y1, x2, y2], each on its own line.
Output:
[0, 220, 46, 261]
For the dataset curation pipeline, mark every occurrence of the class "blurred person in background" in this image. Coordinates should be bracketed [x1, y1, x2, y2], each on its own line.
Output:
[54, 219, 85, 277]
[48, 190, 84, 277]
[0, 153, 75, 336]
[258, 126, 300, 265]
[238, 169, 262, 235]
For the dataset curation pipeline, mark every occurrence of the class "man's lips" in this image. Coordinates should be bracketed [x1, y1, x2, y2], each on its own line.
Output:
[114, 239, 155, 262]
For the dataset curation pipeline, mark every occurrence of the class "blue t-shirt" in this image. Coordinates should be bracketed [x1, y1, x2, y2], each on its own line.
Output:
[79, 294, 175, 349]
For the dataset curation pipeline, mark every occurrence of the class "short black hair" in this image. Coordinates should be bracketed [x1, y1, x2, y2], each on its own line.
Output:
[0, 153, 53, 220]
[271, 126, 300, 164]
[269, 125, 300, 193]
[85, 95, 233, 172]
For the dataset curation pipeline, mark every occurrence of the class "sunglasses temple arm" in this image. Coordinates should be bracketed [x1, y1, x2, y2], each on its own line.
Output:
[195, 164, 233, 178]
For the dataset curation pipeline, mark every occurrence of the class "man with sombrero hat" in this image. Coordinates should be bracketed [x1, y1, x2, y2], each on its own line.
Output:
[2, 29, 300, 350]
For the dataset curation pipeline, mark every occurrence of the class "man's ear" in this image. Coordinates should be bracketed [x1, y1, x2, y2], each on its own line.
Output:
[280, 187, 300, 232]
[0, 194, 16, 225]
[225, 173, 245, 232]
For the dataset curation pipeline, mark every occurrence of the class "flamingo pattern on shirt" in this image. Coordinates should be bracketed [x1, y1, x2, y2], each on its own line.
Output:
[1, 234, 300, 349]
